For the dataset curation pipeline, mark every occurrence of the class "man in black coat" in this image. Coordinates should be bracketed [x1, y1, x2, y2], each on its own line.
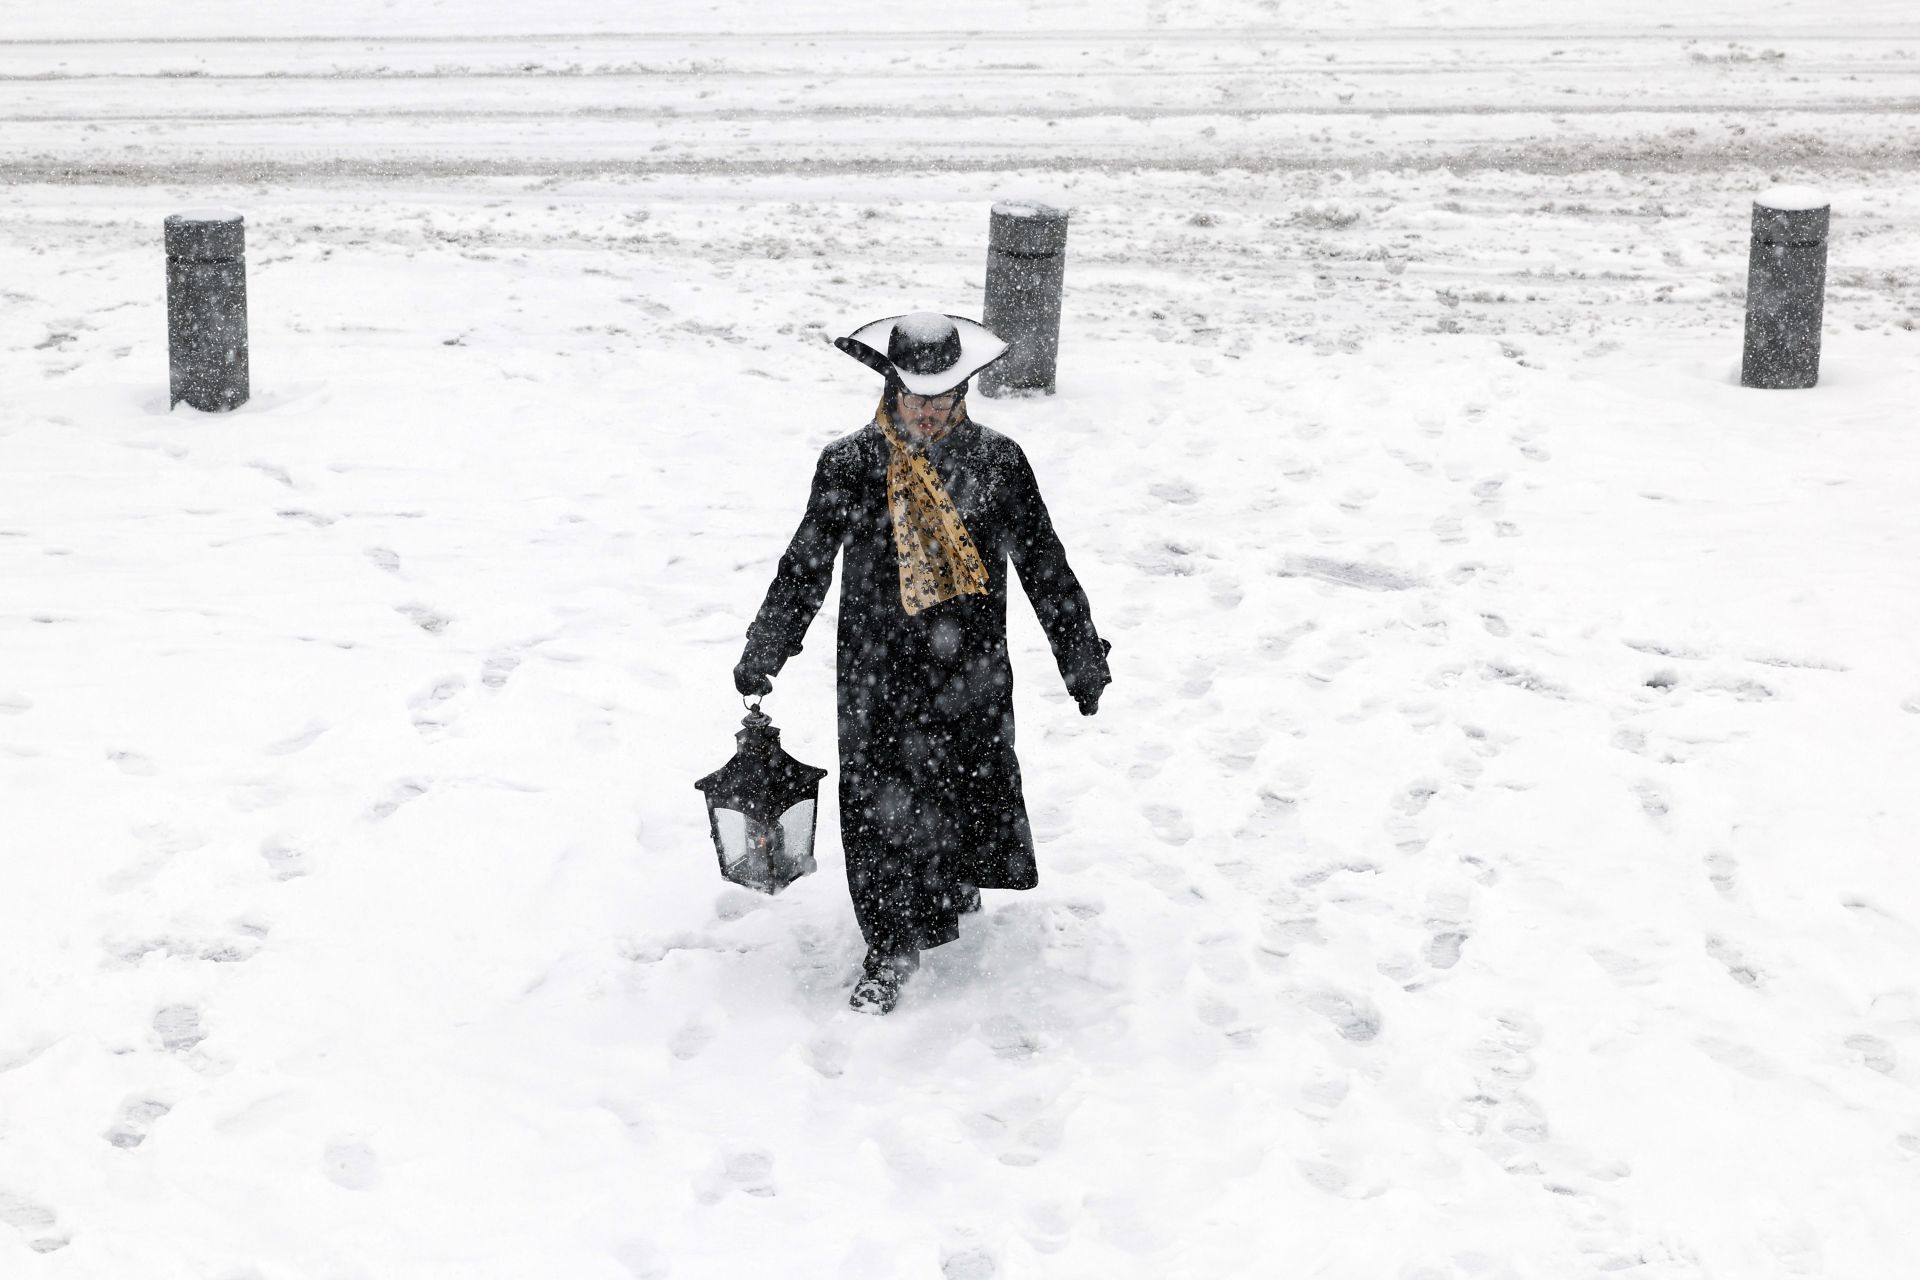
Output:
[734, 312, 1112, 1014]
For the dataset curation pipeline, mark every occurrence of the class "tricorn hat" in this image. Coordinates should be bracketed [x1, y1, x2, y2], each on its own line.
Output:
[833, 312, 1010, 397]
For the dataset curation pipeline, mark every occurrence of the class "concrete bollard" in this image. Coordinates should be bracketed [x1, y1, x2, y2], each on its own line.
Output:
[1741, 187, 1829, 390]
[166, 209, 250, 412]
[980, 200, 1068, 397]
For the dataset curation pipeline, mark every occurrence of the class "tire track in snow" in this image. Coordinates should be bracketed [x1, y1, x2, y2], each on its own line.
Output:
[10, 135, 1920, 186]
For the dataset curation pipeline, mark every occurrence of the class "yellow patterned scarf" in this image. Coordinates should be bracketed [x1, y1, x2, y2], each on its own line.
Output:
[875, 399, 990, 617]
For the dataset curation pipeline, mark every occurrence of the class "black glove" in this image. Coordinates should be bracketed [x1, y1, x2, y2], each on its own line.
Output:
[1071, 638, 1112, 716]
[733, 662, 772, 698]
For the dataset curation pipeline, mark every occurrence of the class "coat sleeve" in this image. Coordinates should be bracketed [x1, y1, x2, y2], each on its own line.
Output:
[1005, 444, 1112, 701]
[739, 446, 851, 678]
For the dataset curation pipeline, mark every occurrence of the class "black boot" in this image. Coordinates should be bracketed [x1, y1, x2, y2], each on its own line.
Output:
[849, 947, 920, 1015]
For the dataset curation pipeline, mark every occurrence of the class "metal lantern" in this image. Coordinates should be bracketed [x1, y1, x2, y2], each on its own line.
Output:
[694, 702, 829, 894]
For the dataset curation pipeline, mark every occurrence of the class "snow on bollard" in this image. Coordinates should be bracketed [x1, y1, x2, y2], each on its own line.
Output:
[1740, 187, 1829, 390]
[165, 209, 250, 412]
[980, 200, 1068, 397]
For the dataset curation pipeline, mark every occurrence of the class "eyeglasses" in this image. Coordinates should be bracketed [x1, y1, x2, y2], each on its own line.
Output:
[899, 390, 960, 412]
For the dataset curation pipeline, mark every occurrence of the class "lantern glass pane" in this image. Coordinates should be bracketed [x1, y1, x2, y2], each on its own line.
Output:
[776, 799, 816, 861]
[711, 805, 793, 894]
[712, 806, 749, 870]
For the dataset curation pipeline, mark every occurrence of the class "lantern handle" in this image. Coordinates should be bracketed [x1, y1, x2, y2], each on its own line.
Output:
[743, 694, 763, 714]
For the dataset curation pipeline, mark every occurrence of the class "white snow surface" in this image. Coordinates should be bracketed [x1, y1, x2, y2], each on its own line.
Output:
[4, 3, 1920, 1278]
[1755, 186, 1831, 212]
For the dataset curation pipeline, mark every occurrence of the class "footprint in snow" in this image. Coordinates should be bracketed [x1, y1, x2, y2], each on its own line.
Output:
[1301, 987, 1382, 1042]
[1302, 635, 1366, 684]
[1292, 859, 1379, 887]
[1705, 934, 1763, 987]
[1295, 1070, 1349, 1122]
[1461, 1024, 1539, 1125]
[1029, 803, 1073, 844]
[1453, 1017, 1543, 1137]
[1427, 932, 1468, 969]
[1630, 779, 1671, 824]
[1378, 949, 1423, 987]
[723, 1150, 776, 1197]
[322, 1139, 381, 1191]
[364, 545, 401, 574]
[247, 459, 294, 487]
[394, 602, 451, 634]
[965, 1096, 1065, 1167]
[712, 888, 767, 922]
[0, 1189, 67, 1253]
[108, 749, 157, 776]
[153, 1005, 205, 1052]
[1387, 446, 1433, 475]
[1589, 945, 1662, 987]
[669, 1022, 717, 1061]
[1177, 659, 1215, 700]
[1701, 675, 1775, 702]
[262, 719, 329, 756]
[101, 822, 207, 892]
[104, 1097, 172, 1149]
[1141, 803, 1192, 845]
[276, 508, 335, 528]
[1261, 916, 1325, 960]
[979, 1014, 1047, 1061]
[1391, 779, 1440, 816]
[1385, 811, 1431, 854]
[1695, 1034, 1781, 1080]
[1129, 742, 1174, 780]
[1499, 1094, 1551, 1144]
[942, 1247, 1000, 1279]
[368, 778, 429, 820]
[1755, 1217, 1825, 1276]
[1277, 553, 1427, 593]
[198, 936, 258, 964]
[408, 674, 467, 734]
[1295, 1156, 1388, 1199]
[1146, 479, 1198, 506]
[1204, 725, 1263, 773]
[1194, 991, 1241, 1030]
[480, 651, 522, 689]
[259, 835, 311, 880]
[1705, 850, 1738, 897]
[1843, 1034, 1897, 1075]
[804, 1034, 850, 1079]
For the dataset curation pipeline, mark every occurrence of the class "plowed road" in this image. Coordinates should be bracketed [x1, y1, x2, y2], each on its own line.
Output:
[3, 29, 1918, 181]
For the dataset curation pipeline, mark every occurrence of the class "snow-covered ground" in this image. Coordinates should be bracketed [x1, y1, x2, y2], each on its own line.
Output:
[3, 5, 1919, 1278]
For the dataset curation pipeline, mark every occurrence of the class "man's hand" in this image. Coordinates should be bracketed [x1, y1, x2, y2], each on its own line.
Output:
[733, 662, 773, 698]
[1075, 687, 1101, 716]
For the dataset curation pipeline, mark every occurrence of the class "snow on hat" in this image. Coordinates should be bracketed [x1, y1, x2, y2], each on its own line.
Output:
[833, 312, 1010, 396]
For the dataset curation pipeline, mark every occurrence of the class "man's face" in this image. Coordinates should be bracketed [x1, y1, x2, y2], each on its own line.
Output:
[897, 388, 962, 442]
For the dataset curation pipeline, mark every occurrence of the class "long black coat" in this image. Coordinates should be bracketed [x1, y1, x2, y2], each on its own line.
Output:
[740, 417, 1110, 955]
